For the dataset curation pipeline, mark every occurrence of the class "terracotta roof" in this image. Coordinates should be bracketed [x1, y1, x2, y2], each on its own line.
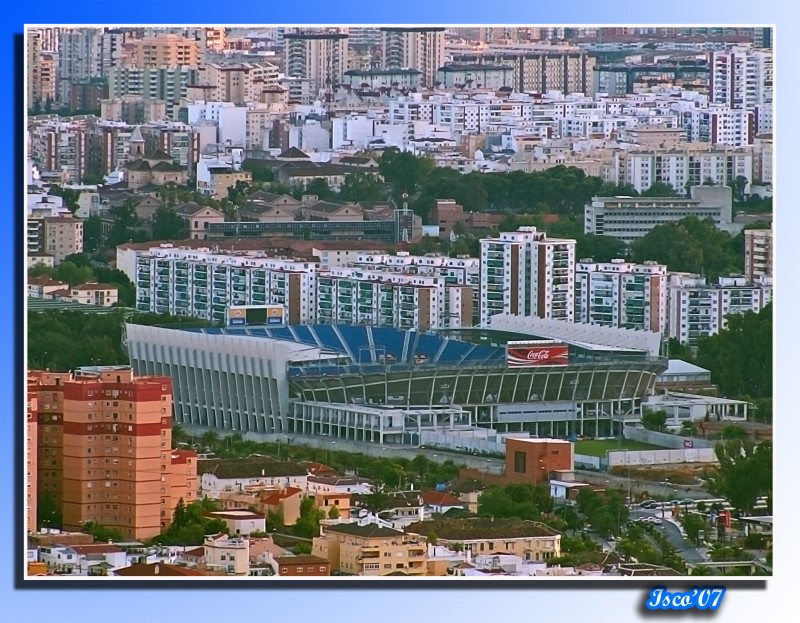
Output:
[182, 547, 205, 558]
[421, 491, 464, 508]
[70, 544, 123, 555]
[28, 277, 67, 287]
[299, 461, 337, 476]
[114, 562, 206, 576]
[72, 282, 118, 291]
[261, 486, 304, 506]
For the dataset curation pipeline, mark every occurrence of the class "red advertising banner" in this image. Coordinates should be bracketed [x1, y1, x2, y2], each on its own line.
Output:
[507, 343, 569, 367]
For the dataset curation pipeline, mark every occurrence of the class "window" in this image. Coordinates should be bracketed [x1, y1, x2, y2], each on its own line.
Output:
[514, 451, 527, 474]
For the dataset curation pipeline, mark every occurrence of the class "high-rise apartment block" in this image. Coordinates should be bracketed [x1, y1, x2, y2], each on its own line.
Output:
[129, 34, 200, 68]
[709, 48, 773, 134]
[135, 248, 318, 325]
[575, 259, 667, 333]
[43, 215, 84, 264]
[316, 267, 473, 331]
[28, 119, 89, 182]
[197, 62, 280, 105]
[381, 28, 445, 89]
[108, 66, 199, 118]
[283, 30, 349, 97]
[27, 377, 39, 532]
[744, 227, 773, 282]
[667, 274, 773, 346]
[479, 227, 576, 327]
[28, 367, 198, 540]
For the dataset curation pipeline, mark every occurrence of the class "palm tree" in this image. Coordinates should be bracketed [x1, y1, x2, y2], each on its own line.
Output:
[172, 424, 188, 447]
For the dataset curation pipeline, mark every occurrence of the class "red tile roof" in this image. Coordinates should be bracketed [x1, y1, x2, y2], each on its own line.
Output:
[421, 491, 464, 508]
[114, 563, 206, 577]
[70, 544, 123, 555]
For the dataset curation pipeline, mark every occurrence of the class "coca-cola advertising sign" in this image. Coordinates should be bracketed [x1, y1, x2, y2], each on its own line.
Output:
[507, 341, 569, 367]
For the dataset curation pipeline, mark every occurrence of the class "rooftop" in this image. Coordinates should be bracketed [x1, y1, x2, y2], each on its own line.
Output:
[405, 518, 560, 541]
[199, 458, 308, 479]
[324, 523, 405, 538]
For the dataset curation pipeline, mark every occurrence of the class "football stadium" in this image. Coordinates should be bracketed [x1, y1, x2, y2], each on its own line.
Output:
[125, 314, 667, 447]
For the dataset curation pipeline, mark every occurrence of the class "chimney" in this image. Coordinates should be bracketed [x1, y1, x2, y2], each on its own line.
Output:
[154, 564, 160, 575]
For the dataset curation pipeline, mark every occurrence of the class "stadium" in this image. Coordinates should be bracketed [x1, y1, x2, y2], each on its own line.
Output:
[125, 315, 667, 448]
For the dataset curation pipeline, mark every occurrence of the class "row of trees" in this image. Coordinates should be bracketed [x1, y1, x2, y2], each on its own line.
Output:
[27, 309, 213, 372]
[155, 497, 229, 546]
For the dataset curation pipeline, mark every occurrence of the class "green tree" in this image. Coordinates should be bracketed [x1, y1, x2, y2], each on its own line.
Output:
[337, 171, 385, 202]
[708, 440, 772, 513]
[82, 521, 125, 543]
[682, 512, 707, 545]
[37, 493, 63, 530]
[303, 178, 333, 200]
[642, 410, 667, 432]
[293, 542, 313, 555]
[52, 261, 94, 287]
[83, 215, 104, 254]
[722, 425, 748, 441]
[378, 148, 434, 195]
[152, 206, 186, 240]
[426, 532, 438, 545]
[327, 505, 341, 520]
[641, 182, 678, 197]
[294, 496, 325, 539]
[48, 185, 81, 213]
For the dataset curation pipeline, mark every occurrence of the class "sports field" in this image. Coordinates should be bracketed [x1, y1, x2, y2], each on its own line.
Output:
[575, 439, 666, 457]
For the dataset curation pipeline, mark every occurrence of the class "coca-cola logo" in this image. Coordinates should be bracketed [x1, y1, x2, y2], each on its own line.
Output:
[527, 349, 551, 360]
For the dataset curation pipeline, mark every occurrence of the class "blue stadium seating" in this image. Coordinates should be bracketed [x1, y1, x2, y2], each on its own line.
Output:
[337, 326, 371, 362]
[370, 327, 407, 361]
[290, 325, 317, 347]
[312, 324, 346, 353]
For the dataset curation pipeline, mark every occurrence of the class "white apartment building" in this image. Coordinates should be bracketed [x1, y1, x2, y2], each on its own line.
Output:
[354, 253, 480, 289]
[107, 65, 199, 118]
[709, 48, 773, 134]
[752, 135, 773, 184]
[575, 259, 667, 333]
[610, 147, 754, 194]
[667, 273, 773, 346]
[135, 248, 317, 325]
[744, 227, 773, 282]
[184, 101, 248, 148]
[316, 267, 473, 331]
[28, 119, 88, 182]
[679, 107, 753, 147]
[584, 185, 734, 244]
[479, 227, 576, 327]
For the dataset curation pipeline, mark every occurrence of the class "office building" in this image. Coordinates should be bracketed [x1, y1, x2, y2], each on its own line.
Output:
[28, 367, 198, 540]
[584, 186, 734, 244]
[479, 227, 576, 327]
[575, 259, 667, 333]
[667, 274, 773, 346]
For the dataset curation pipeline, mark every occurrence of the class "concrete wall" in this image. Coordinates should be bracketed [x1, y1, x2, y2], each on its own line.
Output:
[574, 454, 603, 470]
[623, 425, 715, 449]
[419, 431, 505, 455]
[607, 448, 718, 466]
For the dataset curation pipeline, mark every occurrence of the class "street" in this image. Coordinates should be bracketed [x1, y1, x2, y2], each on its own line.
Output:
[629, 509, 707, 563]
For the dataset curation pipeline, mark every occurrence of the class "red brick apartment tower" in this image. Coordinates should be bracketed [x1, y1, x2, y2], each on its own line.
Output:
[29, 367, 192, 541]
[27, 376, 39, 532]
[504, 438, 574, 484]
[59, 368, 177, 541]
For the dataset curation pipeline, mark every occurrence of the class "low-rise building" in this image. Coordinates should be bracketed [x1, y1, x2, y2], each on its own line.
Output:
[199, 458, 309, 498]
[203, 533, 250, 576]
[274, 554, 332, 576]
[312, 523, 428, 576]
[405, 518, 562, 561]
[204, 510, 267, 536]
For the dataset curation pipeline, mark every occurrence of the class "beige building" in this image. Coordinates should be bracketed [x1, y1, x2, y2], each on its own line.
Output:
[313, 523, 428, 576]
[744, 227, 773, 281]
[174, 204, 226, 239]
[203, 534, 250, 575]
[129, 34, 200, 68]
[198, 62, 280, 105]
[43, 215, 83, 264]
[406, 518, 562, 561]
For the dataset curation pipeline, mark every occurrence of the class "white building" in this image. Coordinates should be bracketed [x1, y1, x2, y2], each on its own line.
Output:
[204, 510, 267, 536]
[679, 107, 753, 147]
[667, 274, 773, 346]
[479, 227, 576, 327]
[584, 185, 734, 244]
[709, 48, 773, 134]
[610, 147, 753, 195]
[184, 101, 247, 148]
[575, 259, 668, 333]
[135, 247, 317, 324]
[283, 29, 349, 96]
[316, 267, 473, 331]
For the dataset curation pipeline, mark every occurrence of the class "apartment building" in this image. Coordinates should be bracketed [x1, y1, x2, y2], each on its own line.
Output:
[283, 29, 349, 96]
[27, 377, 39, 532]
[406, 517, 562, 561]
[196, 154, 252, 198]
[198, 62, 280, 105]
[679, 107, 753, 147]
[381, 27, 445, 88]
[28, 367, 198, 540]
[584, 185, 734, 244]
[62, 283, 120, 307]
[100, 96, 168, 125]
[709, 48, 773, 133]
[667, 274, 773, 346]
[479, 227, 576, 327]
[312, 523, 428, 576]
[752, 134, 773, 184]
[138, 121, 200, 169]
[86, 120, 135, 177]
[108, 66, 199, 118]
[744, 227, 773, 282]
[129, 34, 200, 68]
[29, 119, 89, 182]
[610, 147, 753, 195]
[203, 534, 250, 575]
[316, 267, 473, 331]
[43, 215, 84, 264]
[135, 247, 317, 325]
[575, 259, 668, 333]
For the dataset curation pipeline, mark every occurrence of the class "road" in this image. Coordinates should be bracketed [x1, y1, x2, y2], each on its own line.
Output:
[576, 469, 711, 500]
[629, 509, 706, 563]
